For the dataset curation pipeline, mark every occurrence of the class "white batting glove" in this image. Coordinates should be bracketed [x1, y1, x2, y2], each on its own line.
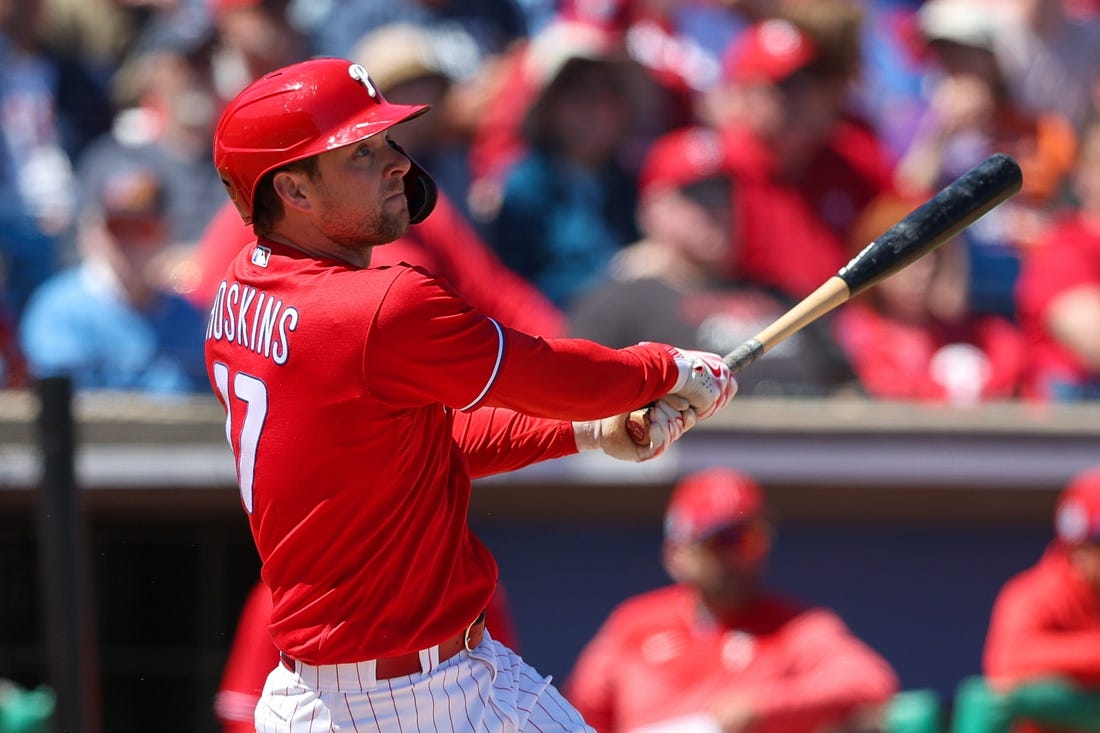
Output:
[664, 346, 737, 420]
[574, 397, 697, 462]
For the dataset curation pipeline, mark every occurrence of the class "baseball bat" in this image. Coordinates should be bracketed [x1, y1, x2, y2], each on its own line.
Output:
[626, 152, 1024, 444]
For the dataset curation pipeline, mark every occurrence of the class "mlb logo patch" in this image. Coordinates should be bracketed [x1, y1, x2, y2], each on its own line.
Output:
[251, 245, 271, 267]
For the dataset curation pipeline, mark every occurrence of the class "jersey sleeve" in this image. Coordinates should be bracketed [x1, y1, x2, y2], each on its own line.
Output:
[452, 407, 577, 478]
[366, 266, 681, 418]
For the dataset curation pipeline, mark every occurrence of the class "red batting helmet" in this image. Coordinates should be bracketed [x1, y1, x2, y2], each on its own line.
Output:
[213, 57, 438, 225]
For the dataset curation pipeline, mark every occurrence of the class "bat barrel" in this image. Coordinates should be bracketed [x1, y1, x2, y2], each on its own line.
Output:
[837, 153, 1023, 297]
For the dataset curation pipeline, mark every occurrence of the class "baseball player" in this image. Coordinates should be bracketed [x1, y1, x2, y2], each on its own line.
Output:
[565, 468, 898, 733]
[977, 466, 1100, 733]
[205, 57, 736, 732]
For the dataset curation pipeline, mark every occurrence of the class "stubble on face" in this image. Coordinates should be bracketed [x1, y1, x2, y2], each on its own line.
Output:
[325, 200, 409, 250]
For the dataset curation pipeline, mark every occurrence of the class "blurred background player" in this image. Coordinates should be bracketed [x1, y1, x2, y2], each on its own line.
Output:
[569, 125, 855, 397]
[565, 467, 898, 733]
[951, 466, 1100, 733]
[18, 162, 208, 394]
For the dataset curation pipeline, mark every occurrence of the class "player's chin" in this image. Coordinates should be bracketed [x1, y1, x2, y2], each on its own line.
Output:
[376, 205, 411, 242]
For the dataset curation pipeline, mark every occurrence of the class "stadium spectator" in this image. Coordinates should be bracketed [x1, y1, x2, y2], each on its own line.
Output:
[484, 20, 648, 309]
[0, 0, 78, 321]
[287, 0, 527, 72]
[853, 0, 935, 162]
[18, 163, 208, 394]
[700, 16, 898, 300]
[19, 161, 207, 394]
[466, 0, 718, 225]
[569, 125, 855, 397]
[894, 0, 1077, 318]
[969, 465, 1100, 733]
[565, 467, 898, 733]
[993, 0, 1100, 133]
[833, 196, 1027, 403]
[76, 16, 226, 250]
[1016, 118, 1100, 400]
[208, 0, 311, 102]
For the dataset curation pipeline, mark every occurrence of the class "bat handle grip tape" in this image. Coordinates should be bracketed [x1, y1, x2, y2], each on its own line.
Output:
[724, 339, 763, 374]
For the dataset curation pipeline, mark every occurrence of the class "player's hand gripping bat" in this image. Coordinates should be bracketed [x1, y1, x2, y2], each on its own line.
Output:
[626, 152, 1024, 445]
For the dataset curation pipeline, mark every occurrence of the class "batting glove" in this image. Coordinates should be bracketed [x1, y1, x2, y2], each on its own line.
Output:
[665, 346, 737, 420]
[574, 396, 697, 462]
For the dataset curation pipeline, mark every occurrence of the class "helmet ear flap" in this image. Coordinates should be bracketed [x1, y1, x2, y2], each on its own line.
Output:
[388, 139, 437, 224]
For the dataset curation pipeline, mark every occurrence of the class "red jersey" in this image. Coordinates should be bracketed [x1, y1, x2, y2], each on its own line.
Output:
[984, 545, 1100, 688]
[204, 239, 681, 664]
[1016, 213, 1100, 398]
[565, 585, 898, 733]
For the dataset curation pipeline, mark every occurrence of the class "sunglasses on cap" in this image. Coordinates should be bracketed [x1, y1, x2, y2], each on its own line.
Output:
[697, 519, 772, 559]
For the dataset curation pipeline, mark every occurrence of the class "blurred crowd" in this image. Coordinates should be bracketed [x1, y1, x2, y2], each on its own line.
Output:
[2, 0, 1100, 403]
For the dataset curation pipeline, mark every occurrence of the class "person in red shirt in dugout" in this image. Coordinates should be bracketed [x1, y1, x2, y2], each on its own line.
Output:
[565, 467, 898, 733]
[973, 467, 1100, 733]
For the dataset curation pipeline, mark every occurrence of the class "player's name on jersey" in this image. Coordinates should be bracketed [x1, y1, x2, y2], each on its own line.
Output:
[206, 280, 299, 365]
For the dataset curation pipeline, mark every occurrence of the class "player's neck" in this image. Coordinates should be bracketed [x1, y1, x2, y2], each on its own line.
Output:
[265, 230, 373, 270]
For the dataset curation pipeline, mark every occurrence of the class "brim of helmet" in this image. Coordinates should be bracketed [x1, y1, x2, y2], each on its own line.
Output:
[326, 101, 431, 150]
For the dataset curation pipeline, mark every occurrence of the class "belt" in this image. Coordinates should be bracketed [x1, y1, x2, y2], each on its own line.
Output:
[279, 610, 486, 680]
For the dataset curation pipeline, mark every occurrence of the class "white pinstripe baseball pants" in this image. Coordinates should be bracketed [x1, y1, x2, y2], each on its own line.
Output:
[254, 632, 594, 732]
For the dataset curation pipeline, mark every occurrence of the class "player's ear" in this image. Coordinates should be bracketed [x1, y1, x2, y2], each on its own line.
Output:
[662, 541, 692, 583]
[272, 170, 314, 213]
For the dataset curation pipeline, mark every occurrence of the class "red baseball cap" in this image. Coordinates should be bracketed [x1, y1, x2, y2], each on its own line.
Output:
[1055, 467, 1100, 544]
[638, 126, 727, 198]
[664, 468, 766, 544]
[722, 19, 817, 84]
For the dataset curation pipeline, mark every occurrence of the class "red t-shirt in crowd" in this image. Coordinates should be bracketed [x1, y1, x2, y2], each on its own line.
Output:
[720, 119, 896, 300]
[565, 584, 898, 733]
[204, 240, 681, 663]
[1016, 213, 1100, 399]
[985, 545, 1100, 687]
[834, 303, 1026, 402]
[983, 545, 1100, 733]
